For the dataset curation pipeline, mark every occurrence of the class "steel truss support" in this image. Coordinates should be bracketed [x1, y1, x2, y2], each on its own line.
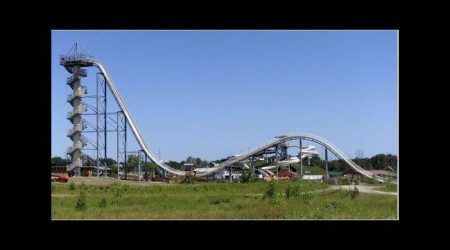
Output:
[94, 72, 107, 177]
[116, 111, 127, 180]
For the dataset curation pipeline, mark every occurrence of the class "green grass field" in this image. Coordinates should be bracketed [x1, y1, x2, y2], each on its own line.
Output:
[378, 183, 397, 192]
[278, 163, 326, 175]
[51, 180, 397, 219]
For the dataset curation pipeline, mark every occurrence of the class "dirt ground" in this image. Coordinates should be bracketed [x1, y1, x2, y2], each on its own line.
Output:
[63, 177, 168, 186]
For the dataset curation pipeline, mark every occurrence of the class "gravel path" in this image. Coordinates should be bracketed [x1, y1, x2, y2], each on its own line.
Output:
[332, 185, 397, 196]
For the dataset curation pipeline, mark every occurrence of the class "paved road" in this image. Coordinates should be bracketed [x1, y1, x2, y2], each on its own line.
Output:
[332, 185, 397, 196]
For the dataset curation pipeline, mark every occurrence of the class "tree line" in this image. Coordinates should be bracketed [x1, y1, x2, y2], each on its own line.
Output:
[51, 153, 397, 173]
[310, 154, 397, 172]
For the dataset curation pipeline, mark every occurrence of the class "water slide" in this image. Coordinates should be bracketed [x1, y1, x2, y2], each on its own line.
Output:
[62, 55, 385, 182]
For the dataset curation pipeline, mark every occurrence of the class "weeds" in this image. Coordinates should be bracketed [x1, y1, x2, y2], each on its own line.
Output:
[68, 182, 76, 191]
[98, 198, 108, 208]
[326, 201, 339, 209]
[240, 170, 259, 183]
[111, 187, 123, 204]
[263, 182, 277, 200]
[344, 186, 359, 199]
[185, 177, 196, 184]
[301, 192, 313, 204]
[53, 181, 396, 219]
[75, 190, 87, 211]
[285, 184, 300, 199]
[270, 197, 282, 205]
[209, 197, 231, 205]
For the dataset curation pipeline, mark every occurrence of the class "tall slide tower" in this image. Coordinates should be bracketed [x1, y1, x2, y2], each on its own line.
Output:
[61, 43, 92, 175]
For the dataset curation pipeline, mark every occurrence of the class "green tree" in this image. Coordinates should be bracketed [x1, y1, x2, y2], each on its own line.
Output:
[186, 156, 195, 164]
[51, 156, 69, 166]
[143, 161, 157, 171]
[370, 154, 389, 170]
[183, 156, 209, 168]
[311, 155, 323, 167]
[100, 158, 117, 166]
[166, 161, 182, 170]
[126, 154, 139, 173]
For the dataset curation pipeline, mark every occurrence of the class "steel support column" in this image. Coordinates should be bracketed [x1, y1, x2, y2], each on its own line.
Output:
[104, 76, 107, 177]
[138, 150, 142, 182]
[251, 156, 254, 176]
[325, 147, 329, 178]
[124, 117, 127, 180]
[96, 74, 100, 177]
[116, 111, 120, 180]
[275, 145, 279, 182]
[299, 139, 303, 176]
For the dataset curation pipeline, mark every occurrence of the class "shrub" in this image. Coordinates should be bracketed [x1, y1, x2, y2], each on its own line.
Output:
[68, 182, 76, 191]
[338, 178, 351, 185]
[344, 186, 359, 199]
[240, 170, 252, 183]
[184, 175, 196, 184]
[263, 182, 277, 200]
[240, 170, 259, 183]
[75, 190, 87, 211]
[285, 184, 300, 199]
[362, 176, 380, 185]
[98, 198, 108, 208]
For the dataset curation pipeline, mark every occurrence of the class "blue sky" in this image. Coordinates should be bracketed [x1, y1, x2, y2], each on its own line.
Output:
[52, 31, 397, 161]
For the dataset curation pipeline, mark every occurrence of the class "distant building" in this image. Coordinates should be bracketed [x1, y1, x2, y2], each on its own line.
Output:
[329, 171, 343, 178]
[367, 170, 393, 177]
[302, 175, 323, 181]
[183, 163, 195, 171]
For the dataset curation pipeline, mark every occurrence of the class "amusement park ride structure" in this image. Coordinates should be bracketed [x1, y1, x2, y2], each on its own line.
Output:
[60, 43, 385, 183]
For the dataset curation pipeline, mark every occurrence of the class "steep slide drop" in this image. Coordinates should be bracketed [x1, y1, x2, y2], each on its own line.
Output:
[63, 55, 384, 182]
